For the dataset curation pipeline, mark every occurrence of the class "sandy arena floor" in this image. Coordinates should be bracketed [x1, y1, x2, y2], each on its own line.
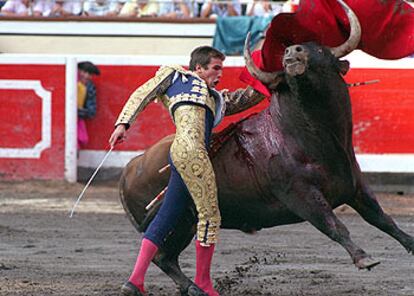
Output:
[0, 181, 413, 296]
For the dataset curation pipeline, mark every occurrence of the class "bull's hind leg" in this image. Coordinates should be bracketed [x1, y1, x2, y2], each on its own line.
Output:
[277, 183, 379, 269]
[348, 183, 414, 254]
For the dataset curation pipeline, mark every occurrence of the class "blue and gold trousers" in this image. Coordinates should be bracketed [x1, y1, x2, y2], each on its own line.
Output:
[144, 103, 221, 247]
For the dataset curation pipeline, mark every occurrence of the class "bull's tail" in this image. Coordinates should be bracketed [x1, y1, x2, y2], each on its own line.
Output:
[119, 170, 164, 233]
[118, 173, 142, 232]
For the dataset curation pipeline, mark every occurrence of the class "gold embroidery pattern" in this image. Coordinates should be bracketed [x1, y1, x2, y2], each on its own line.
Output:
[159, 94, 171, 110]
[192, 78, 208, 88]
[168, 93, 216, 117]
[115, 66, 175, 127]
[190, 86, 209, 96]
[170, 105, 221, 245]
[223, 86, 266, 116]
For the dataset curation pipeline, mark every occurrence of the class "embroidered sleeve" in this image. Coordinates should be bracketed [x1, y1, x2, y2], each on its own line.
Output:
[115, 66, 175, 128]
[223, 86, 266, 116]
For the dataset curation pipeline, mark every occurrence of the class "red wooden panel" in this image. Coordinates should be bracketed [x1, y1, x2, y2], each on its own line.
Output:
[82, 65, 414, 154]
[347, 69, 414, 153]
[0, 89, 41, 148]
[0, 64, 66, 180]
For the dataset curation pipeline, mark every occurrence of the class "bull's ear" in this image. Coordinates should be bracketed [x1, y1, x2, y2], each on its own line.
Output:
[338, 60, 350, 75]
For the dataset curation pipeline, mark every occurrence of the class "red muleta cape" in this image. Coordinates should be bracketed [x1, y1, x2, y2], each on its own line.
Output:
[240, 0, 414, 96]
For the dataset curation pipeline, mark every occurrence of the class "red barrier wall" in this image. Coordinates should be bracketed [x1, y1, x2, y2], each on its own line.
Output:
[0, 64, 66, 180]
[1, 54, 413, 180]
[348, 68, 414, 153]
[85, 66, 414, 154]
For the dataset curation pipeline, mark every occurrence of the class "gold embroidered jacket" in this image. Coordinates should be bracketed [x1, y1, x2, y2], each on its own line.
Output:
[115, 65, 265, 128]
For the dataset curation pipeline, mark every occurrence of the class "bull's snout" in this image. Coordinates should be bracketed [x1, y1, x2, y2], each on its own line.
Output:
[285, 45, 304, 56]
[284, 45, 307, 63]
[283, 45, 307, 76]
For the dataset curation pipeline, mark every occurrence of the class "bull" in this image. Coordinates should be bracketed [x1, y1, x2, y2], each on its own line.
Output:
[118, 1, 414, 294]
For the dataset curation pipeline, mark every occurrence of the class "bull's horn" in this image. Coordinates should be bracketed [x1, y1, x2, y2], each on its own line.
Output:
[244, 32, 281, 85]
[330, 0, 361, 58]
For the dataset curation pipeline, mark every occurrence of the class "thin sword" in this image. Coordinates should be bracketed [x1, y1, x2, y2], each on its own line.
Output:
[69, 146, 114, 218]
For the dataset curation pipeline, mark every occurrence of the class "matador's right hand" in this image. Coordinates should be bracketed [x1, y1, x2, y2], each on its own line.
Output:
[109, 124, 127, 148]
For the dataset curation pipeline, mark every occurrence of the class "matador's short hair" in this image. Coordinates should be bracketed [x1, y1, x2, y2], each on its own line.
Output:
[189, 46, 225, 71]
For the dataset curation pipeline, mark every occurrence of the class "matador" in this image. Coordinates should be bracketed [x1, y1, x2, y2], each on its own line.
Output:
[109, 46, 265, 296]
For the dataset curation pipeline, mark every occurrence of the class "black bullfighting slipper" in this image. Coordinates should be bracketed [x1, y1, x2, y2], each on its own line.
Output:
[186, 284, 209, 296]
[121, 281, 145, 296]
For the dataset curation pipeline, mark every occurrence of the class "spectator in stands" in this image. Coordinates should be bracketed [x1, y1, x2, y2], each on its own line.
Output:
[33, 0, 82, 17]
[119, 0, 158, 17]
[77, 61, 100, 149]
[200, 0, 241, 18]
[50, 0, 82, 16]
[158, 0, 191, 18]
[192, 0, 204, 17]
[83, 0, 123, 17]
[246, 0, 282, 17]
[0, 0, 32, 16]
[33, 0, 52, 16]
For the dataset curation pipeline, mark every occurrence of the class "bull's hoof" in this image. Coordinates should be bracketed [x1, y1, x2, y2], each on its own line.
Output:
[355, 257, 381, 270]
[404, 239, 414, 254]
[184, 284, 208, 296]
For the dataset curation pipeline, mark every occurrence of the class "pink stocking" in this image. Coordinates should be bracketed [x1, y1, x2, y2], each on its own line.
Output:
[194, 240, 219, 296]
[128, 238, 158, 293]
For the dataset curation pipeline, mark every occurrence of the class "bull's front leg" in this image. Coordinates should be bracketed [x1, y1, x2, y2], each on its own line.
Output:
[274, 181, 380, 270]
[348, 183, 414, 255]
[146, 206, 208, 296]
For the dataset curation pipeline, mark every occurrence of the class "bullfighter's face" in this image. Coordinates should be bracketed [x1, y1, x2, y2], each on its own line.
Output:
[195, 57, 223, 88]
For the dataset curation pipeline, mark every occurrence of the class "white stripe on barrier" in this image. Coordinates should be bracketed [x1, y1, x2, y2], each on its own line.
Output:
[78, 149, 144, 168]
[346, 51, 414, 69]
[0, 52, 413, 69]
[0, 21, 215, 37]
[0, 80, 51, 158]
[78, 150, 414, 173]
[356, 154, 414, 173]
[69, 51, 414, 69]
[0, 55, 66, 65]
[64, 57, 78, 183]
